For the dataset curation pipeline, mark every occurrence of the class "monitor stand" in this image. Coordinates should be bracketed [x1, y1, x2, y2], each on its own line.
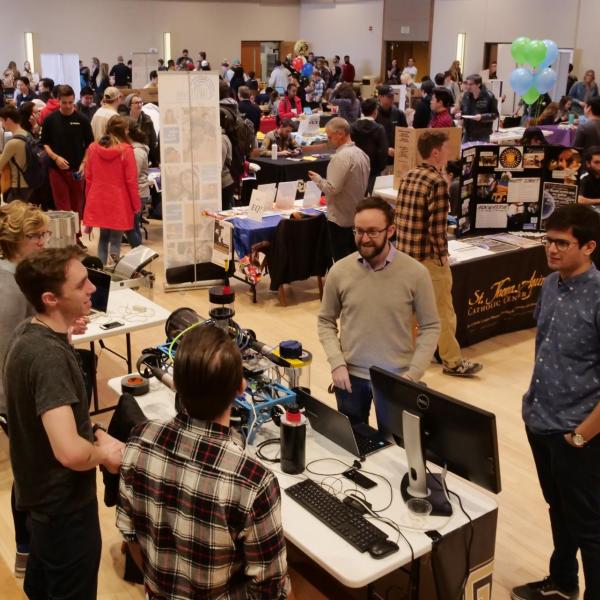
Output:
[401, 410, 452, 517]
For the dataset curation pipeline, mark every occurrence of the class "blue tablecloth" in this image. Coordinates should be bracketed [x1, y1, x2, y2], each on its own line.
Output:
[229, 209, 323, 258]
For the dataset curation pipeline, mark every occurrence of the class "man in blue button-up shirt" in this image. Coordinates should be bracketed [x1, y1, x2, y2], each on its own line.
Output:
[513, 205, 600, 600]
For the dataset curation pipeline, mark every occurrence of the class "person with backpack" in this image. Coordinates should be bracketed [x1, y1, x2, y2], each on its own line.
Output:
[0, 106, 35, 202]
[219, 79, 255, 195]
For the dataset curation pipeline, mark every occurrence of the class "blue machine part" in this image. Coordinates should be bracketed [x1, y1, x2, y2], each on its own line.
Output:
[235, 383, 297, 444]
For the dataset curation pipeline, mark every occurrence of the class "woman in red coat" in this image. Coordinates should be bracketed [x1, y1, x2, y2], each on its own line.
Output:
[84, 115, 140, 264]
[278, 83, 303, 119]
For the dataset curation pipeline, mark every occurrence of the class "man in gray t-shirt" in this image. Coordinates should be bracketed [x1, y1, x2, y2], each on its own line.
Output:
[4, 246, 124, 599]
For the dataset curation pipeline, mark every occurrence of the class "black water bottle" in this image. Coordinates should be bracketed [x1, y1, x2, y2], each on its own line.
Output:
[280, 404, 306, 474]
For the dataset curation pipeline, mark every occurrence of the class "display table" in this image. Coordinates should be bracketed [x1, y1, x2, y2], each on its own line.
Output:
[538, 124, 577, 146]
[73, 288, 170, 413]
[108, 375, 498, 599]
[254, 153, 330, 185]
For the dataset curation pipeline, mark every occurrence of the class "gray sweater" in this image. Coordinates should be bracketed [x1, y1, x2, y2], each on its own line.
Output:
[318, 248, 440, 380]
[0, 260, 34, 414]
[312, 142, 370, 228]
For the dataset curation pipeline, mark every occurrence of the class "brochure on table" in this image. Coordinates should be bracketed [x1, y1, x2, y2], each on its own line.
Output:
[158, 71, 221, 285]
[457, 144, 582, 236]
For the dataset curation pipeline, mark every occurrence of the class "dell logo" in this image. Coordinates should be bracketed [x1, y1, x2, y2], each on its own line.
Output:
[416, 394, 430, 410]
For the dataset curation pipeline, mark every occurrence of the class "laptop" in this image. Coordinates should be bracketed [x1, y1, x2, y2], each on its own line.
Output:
[86, 267, 111, 317]
[295, 389, 391, 459]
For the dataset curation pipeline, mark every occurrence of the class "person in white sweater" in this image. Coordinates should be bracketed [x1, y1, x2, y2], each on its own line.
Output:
[318, 196, 440, 425]
[125, 119, 150, 247]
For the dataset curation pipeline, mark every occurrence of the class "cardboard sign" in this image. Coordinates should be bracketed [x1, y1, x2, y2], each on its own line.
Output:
[303, 181, 321, 207]
[248, 190, 266, 222]
[275, 180, 298, 209]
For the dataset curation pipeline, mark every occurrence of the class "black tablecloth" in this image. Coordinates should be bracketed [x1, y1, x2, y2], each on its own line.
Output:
[452, 244, 550, 347]
[254, 155, 330, 185]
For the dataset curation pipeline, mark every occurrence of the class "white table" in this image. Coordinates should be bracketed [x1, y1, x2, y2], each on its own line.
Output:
[74, 289, 170, 414]
[107, 375, 498, 597]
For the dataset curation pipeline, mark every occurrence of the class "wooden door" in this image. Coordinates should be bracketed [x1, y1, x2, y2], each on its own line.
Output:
[280, 41, 296, 63]
[241, 41, 261, 79]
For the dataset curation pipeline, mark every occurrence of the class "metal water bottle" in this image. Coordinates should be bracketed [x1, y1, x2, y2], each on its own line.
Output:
[280, 404, 306, 474]
[271, 143, 278, 160]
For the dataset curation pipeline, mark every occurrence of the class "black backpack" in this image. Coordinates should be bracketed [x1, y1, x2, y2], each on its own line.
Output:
[11, 134, 48, 190]
[220, 107, 255, 182]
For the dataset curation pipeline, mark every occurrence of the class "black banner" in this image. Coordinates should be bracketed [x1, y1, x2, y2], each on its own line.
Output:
[452, 245, 550, 347]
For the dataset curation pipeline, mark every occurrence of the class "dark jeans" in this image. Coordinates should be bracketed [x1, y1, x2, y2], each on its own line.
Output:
[24, 499, 101, 600]
[222, 183, 235, 210]
[327, 220, 356, 262]
[5, 187, 33, 202]
[125, 211, 143, 248]
[527, 427, 600, 598]
[334, 374, 372, 425]
[0, 419, 30, 552]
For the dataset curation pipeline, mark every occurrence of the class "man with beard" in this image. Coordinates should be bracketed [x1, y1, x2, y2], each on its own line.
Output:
[317, 196, 440, 426]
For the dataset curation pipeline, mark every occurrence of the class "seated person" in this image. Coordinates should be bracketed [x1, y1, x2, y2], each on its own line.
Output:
[578, 146, 600, 213]
[256, 86, 273, 106]
[117, 325, 290, 599]
[429, 86, 454, 128]
[278, 83, 303, 119]
[260, 118, 300, 157]
[237, 85, 261, 136]
[520, 126, 547, 146]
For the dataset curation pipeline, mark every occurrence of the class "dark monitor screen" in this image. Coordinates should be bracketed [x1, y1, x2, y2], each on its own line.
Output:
[86, 268, 111, 312]
[370, 366, 502, 494]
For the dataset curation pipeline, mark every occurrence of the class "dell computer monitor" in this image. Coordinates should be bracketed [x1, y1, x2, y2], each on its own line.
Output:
[86, 267, 111, 313]
[370, 366, 501, 514]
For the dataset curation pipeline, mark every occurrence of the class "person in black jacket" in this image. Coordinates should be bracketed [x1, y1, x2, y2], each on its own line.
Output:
[375, 85, 408, 166]
[459, 74, 499, 142]
[351, 98, 388, 193]
[412, 80, 435, 128]
[237, 86, 261, 137]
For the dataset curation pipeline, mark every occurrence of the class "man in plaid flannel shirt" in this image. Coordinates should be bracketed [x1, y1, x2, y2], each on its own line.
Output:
[394, 130, 482, 378]
[117, 325, 290, 599]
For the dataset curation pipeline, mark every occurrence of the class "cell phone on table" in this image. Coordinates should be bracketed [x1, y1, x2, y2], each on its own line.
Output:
[343, 467, 377, 489]
[100, 320, 124, 330]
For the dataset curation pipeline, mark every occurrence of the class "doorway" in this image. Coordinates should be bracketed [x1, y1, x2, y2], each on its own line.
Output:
[384, 41, 430, 81]
[241, 41, 280, 81]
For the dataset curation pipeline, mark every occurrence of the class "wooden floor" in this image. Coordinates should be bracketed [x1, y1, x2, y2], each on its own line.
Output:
[0, 219, 580, 599]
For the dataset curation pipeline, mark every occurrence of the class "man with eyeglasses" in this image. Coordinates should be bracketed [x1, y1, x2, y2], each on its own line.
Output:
[395, 130, 482, 378]
[512, 204, 600, 600]
[318, 196, 440, 426]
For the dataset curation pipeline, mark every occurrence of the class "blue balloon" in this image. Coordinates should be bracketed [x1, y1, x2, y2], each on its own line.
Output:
[510, 67, 534, 95]
[540, 39, 559, 69]
[301, 62, 314, 77]
[535, 68, 558, 94]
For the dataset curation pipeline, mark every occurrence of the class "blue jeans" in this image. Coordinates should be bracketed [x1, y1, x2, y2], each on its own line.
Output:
[334, 374, 372, 425]
[125, 211, 143, 248]
[97, 228, 123, 265]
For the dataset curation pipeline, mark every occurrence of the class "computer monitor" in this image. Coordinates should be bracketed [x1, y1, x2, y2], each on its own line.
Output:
[370, 366, 501, 516]
[86, 267, 111, 313]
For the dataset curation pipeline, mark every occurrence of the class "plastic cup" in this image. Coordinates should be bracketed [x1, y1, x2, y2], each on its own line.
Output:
[406, 497, 432, 528]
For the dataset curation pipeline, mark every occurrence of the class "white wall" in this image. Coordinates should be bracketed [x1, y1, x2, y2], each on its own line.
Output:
[430, 0, 580, 76]
[0, 0, 300, 76]
[299, 0, 384, 78]
[573, 0, 600, 74]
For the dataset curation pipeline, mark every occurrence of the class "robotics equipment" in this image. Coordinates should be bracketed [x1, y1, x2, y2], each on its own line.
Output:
[136, 286, 311, 443]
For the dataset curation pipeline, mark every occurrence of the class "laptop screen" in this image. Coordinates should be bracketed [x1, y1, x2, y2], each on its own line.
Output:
[86, 268, 111, 312]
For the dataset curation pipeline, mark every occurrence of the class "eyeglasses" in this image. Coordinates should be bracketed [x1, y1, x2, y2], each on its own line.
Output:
[25, 231, 51, 241]
[541, 235, 577, 252]
[352, 227, 388, 239]
[131, 100, 143, 105]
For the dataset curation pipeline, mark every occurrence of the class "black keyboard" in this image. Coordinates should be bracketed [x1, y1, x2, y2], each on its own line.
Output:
[285, 479, 387, 552]
[352, 423, 391, 457]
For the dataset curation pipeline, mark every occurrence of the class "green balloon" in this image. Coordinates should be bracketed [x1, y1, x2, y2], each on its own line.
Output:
[511, 37, 530, 64]
[525, 39, 547, 68]
[522, 86, 540, 104]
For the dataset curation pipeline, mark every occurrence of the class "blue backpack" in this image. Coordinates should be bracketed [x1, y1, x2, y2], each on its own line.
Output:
[11, 134, 48, 190]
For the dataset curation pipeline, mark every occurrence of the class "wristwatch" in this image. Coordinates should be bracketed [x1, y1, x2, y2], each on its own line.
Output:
[571, 431, 587, 447]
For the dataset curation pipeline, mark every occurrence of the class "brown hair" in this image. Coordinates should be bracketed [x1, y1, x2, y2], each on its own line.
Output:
[100, 115, 131, 147]
[417, 130, 448, 159]
[355, 196, 394, 226]
[0, 201, 50, 260]
[173, 325, 243, 420]
[15, 246, 85, 313]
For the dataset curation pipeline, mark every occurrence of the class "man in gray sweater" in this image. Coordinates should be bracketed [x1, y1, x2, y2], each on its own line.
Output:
[318, 196, 440, 425]
[308, 117, 370, 262]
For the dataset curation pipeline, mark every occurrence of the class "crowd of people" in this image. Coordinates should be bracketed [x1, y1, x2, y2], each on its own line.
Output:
[1, 46, 600, 600]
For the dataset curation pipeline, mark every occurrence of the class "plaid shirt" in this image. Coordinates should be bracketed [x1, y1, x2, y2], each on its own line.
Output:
[117, 415, 289, 600]
[394, 163, 449, 261]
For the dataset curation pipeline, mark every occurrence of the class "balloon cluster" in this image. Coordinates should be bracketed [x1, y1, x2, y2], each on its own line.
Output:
[509, 38, 558, 104]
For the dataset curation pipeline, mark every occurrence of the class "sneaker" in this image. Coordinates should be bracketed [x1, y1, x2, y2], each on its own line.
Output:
[442, 359, 483, 377]
[76, 239, 88, 251]
[511, 577, 578, 600]
[14, 551, 28, 578]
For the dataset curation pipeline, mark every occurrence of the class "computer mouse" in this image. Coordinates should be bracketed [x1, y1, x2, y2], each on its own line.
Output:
[368, 539, 400, 559]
